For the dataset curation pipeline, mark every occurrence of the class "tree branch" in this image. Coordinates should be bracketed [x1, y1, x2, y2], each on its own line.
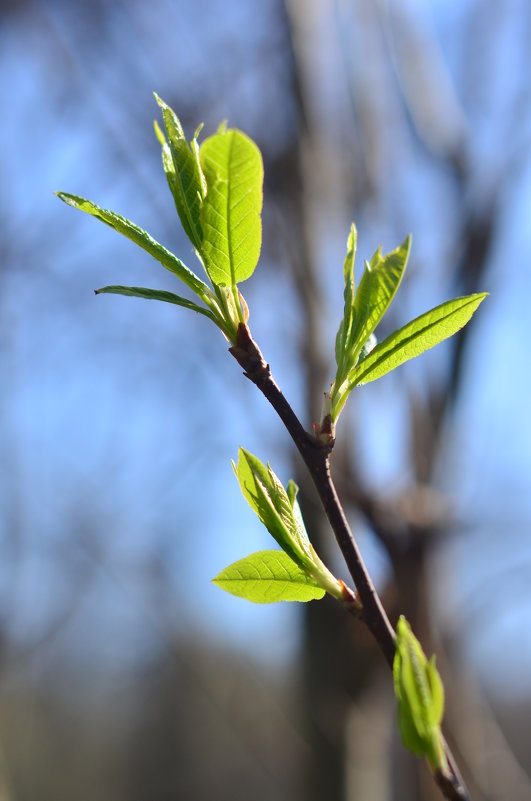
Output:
[230, 322, 470, 801]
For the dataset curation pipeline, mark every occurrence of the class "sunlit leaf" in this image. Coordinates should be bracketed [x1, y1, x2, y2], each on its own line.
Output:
[233, 449, 344, 599]
[334, 223, 357, 365]
[212, 550, 326, 604]
[154, 94, 205, 251]
[393, 616, 447, 771]
[329, 234, 411, 422]
[348, 292, 488, 388]
[346, 235, 411, 366]
[55, 192, 209, 298]
[199, 128, 263, 286]
[94, 285, 214, 319]
[234, 448, 308, 564]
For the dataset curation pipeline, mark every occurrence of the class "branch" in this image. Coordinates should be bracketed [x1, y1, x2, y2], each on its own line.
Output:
[230, 322, 470, 801]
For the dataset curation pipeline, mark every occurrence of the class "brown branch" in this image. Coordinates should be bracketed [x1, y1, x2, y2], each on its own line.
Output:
[230, 322, 470, 801]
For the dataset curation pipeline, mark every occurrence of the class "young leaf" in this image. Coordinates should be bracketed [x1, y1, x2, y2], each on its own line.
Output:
[154, 94, 205, 251]
[234, 449, 344, 599]
[199, 127, 263, 286]
[212, 550, 326, 604]
[234, 448, 311, 564]
[345, 235, 411, 367]
[329, 235, 411, 423]
[347, 292, 488, 388]
[334, 223, 358, 365]
[393, 616, 447, 772]
[55, 192, 209, 299]
[94, 285, 215, 320]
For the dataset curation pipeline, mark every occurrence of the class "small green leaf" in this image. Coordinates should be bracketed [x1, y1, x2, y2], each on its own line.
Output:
[346, 235, 411, 367]
[94, 285, 214, 320]
[199, 128, 263, 286]
[212, 550, 326, 604]
[348, 292, 488, 388]
[334, 223, 357, 365]
[234, 448, 310, 564]
[393, 616, 447, 771]
[330, 234, 411, 422]
[55, 192, 209, 299]
[154, 94, 205, 251]
[234, 449, 344, 599]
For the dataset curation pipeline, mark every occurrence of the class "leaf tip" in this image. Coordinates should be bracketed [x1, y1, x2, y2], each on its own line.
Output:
[55, 191, 80, 209]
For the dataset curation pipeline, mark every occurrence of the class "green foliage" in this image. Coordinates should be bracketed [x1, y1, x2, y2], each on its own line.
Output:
[55, 192, 210, 298]
[59, 96, 488, 793]
[199, 125, 264, 287]
[330, 233, 410, 420]
[393, 616, 447, 772]
[153, 93, 205, 251]
[334, 222, 357, 365]
[346, 293, 487, 388]
[56, 96, 265, 346]
[229, 449, 344, 601]
[94, 285, 215, 320]
[328, 226, 487, 424]
[212, 550, 326, 603]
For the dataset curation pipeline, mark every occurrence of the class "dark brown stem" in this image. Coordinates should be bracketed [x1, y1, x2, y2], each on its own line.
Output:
[230, 323, 470, 801]
[231, 324, 396, 657]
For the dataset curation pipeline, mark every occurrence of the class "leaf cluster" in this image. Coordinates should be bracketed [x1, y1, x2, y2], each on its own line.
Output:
[212, 449, 344, 604]
[57, 96, 487, 611]
[327, 225, 487, 427]
[57, 95, 264, 345]
[58, 97, 485, 797]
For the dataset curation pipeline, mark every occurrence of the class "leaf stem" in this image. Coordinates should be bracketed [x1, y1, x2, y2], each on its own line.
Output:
[229, 322, 470, 801]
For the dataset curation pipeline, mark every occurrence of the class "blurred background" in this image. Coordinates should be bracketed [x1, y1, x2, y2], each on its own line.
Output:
[2, 0, 531, 799]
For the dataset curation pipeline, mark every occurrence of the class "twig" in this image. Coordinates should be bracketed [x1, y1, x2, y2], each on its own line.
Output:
[230, 322, 471, 801]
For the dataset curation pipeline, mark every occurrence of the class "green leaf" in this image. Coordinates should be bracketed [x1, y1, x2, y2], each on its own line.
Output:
[393, 616, 447, 771]
[199, 127, 263, 286]
[334, 223, 357, 365]
[329, 234, 411, 423]
[94, 285, 214, 320]
[55, 192, 209, 299]
[345, 235, 411, 367]
[234, 449, 310, 564]
[154, 94, 205, 251]
[212, 550, 326, 604]
[234, 449, 344, 599]
[426, 656, 445, 727]
[347, 292, 488, 388]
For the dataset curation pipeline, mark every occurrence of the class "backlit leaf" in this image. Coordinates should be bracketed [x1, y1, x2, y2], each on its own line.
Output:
[200, 128, 263, 286]
[345, 235, 411, 366]
[393, 616, 447, 771]
[94, 285, 214, 319]
[212, 550, 325, 604]
[334, 223, 357, 365]
[154, 94, 205, 251]
[348, 292, 488, 388]
[55, 192, 209, 298]
[233, 449, 344, 599]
